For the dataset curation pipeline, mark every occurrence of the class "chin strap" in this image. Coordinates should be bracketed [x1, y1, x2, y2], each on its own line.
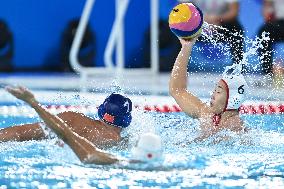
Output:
[212, 109, 238, 126]
[212, 114, 222, 126]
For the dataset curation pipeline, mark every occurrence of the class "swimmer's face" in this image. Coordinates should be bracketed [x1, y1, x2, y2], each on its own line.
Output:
[210, 80, 228, 114]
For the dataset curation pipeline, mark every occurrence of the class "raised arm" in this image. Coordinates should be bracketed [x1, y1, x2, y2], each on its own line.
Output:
[169, 38, 208, 118]
[6, 86, 118, 165]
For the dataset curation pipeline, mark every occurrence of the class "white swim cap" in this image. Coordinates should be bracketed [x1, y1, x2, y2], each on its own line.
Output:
[221, 73, 248, 110]
[131, 133, 163, 162]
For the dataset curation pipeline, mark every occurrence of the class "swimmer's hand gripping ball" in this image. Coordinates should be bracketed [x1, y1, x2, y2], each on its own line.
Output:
[169, 3, 203, 39]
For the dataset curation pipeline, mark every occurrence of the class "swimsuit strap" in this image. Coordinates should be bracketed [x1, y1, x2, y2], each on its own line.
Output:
[212, 114, 222, 126]
[212, 109, 238, 126]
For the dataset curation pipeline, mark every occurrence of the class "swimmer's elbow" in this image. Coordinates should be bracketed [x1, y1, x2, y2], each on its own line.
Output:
[169, 86, 185, 98]
[169, 79, 184, 96]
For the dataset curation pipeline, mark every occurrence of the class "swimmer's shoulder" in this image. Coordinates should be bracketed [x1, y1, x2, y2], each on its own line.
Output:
[58, 111, 96, 120]
[226, 115, 247, 132]
[57, 111, 100, 126]
[57, 111, 85, 118]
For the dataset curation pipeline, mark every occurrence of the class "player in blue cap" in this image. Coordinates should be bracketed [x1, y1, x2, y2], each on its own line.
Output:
[98, 93, 132, 129]
[3, 86, 164, 165]
[0, 86, 132, 150]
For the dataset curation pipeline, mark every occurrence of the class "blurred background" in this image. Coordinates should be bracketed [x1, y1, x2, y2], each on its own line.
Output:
[0, 0, 283, 94]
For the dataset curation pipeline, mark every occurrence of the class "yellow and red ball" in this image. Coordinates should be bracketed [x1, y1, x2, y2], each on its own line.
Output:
[169, 3, 203, 39]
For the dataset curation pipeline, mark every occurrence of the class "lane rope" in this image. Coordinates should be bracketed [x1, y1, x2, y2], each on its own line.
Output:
[0, 103, 283, 116]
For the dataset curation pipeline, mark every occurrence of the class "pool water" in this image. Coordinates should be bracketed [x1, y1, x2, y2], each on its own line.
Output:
[0, 109, 284, 188]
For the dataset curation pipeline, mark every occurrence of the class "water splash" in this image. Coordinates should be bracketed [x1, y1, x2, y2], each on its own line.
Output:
[241, 32, 271, 72]
[110, 80, 122, 93]
[201, 22, 232, 57]
[122, 108, 157, 148]
[196, 22, 271, 75]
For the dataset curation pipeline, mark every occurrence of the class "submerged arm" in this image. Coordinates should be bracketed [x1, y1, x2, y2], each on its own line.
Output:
[6, 86, 118, 165]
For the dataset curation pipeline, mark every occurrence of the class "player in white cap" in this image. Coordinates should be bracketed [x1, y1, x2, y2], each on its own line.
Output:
[132, 133, 163, 162]
[169, 36, 248, 142]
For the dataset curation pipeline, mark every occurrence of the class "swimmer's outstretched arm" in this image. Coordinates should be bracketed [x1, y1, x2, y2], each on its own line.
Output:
[169, 37, 209, 118]
[6, 86, 119, 165]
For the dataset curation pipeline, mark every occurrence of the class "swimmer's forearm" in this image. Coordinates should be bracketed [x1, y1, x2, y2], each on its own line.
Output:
[28, 99, 118, 164]
[28, 99, 68, 140]
[0, 124, 45, 142]
[66, 131, 119, 164]
[28, 100, 88, 146]
[169, 44, 193, 92]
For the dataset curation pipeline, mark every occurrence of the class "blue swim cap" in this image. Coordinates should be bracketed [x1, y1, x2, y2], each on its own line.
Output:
[98, 93, 132, 128]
